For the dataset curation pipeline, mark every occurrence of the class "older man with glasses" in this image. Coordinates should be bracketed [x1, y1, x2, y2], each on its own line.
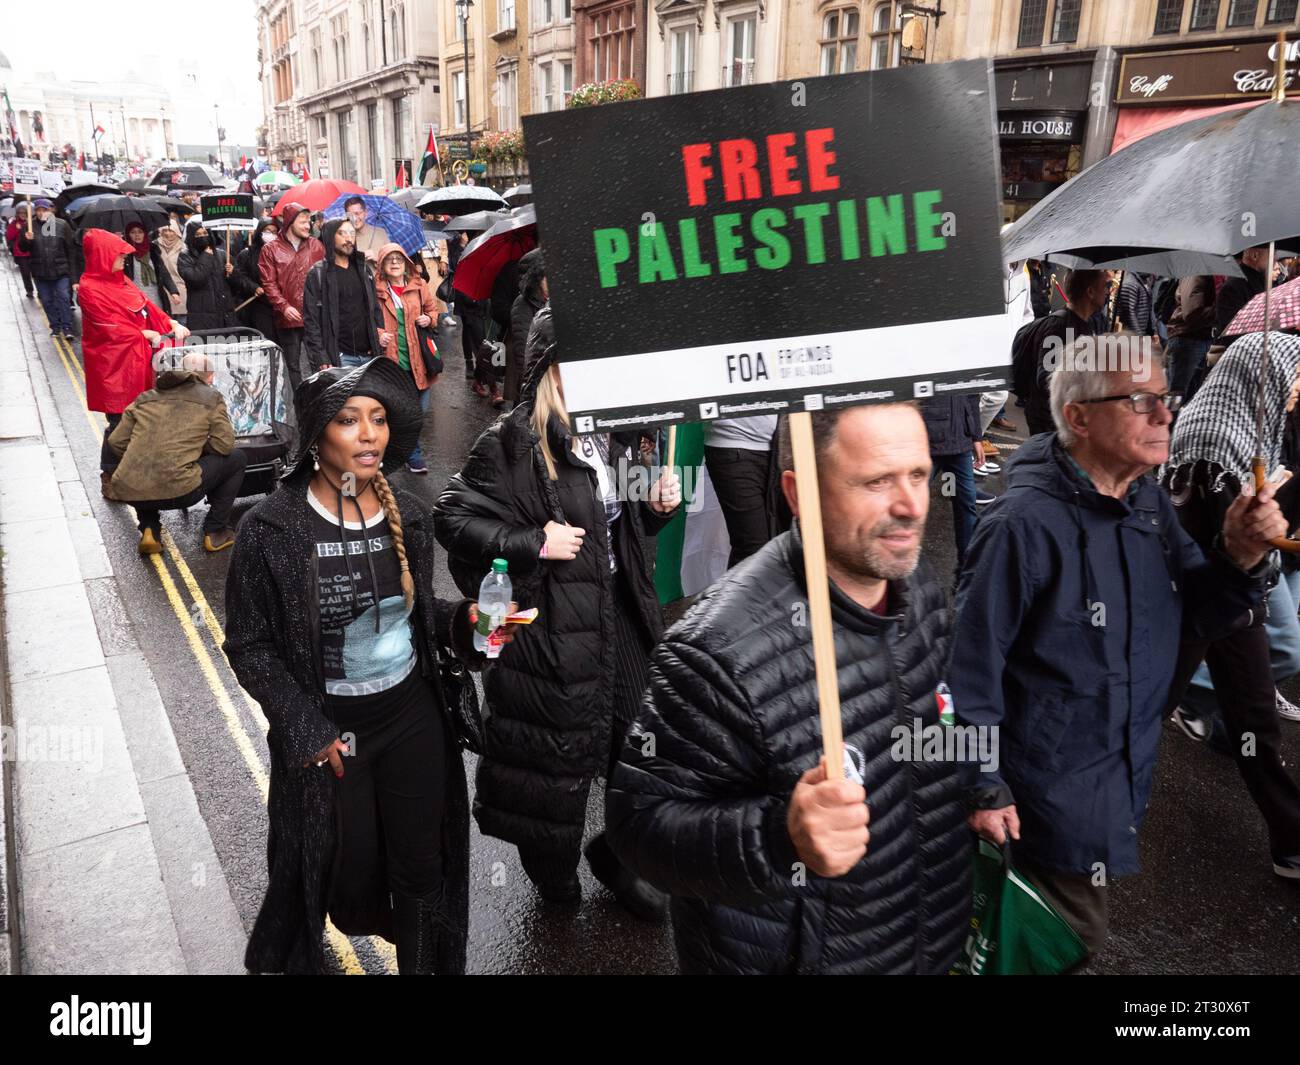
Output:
[948, 344, 1286, 962]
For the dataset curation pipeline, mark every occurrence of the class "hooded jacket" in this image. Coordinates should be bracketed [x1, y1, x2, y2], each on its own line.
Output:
[506, 249, 545, 405]
[106, 370, 235, 501]
[18, 210, 81, 281]
[434, 342, 673, 856]
[301, 218, 384, 368]
[605, 531, 970, 975]
[231, 218, 278, 336]
[258, 203, 325, 330]
[372, 241, 439, 389]
[77, 228, 173, 414]
[949, 432, 1267, 876]
[177, 226, 234, 331]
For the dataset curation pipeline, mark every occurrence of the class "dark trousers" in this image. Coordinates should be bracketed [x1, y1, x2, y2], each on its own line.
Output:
[705, 446, 773, 567]
[277, 326, 306, 399]
[101, 413, 123, 473]
[16, 257, 33, 295]
[131, 450, 248, 534]
[1016, 859, 1109, 958]
[932, 450, 977, 567]
[36, 275, 74, 334]
[1167, 618, 1300, 861]
[1166, 336, 1211, 400]
[519, 568, 652, 883]
[330, 674, 448, 899]
[1025, 409, 1056, 436]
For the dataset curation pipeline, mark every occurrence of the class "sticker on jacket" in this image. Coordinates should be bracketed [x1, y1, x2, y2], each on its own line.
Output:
[935, 682, 956, 727]
[843, 742, 865, 786]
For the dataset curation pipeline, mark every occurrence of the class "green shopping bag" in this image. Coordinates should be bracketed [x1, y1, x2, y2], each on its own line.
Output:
[950, 839, 1089, 975]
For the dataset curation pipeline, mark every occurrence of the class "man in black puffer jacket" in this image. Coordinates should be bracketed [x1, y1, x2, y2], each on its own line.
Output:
[607, 402, 972, 974]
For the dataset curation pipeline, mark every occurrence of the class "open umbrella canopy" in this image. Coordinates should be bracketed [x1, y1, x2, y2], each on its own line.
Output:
[143, 195, 196, 217]
[66, 194, 171, 233]
[502, 183, 532, 206]
[119, 177, 152, 194]
[272, 178, 366, 216]
[254, 170, 300, 187]
[1228, 275, 1300, 335]
[442, 209, 509, 233]
[452, 204, 538, 301]
[322, 192, 425, 256]
[1004, 99, 1300, 273]
[416, 185, 509, 217]
[53, 182, 118, 215]
[145, 163, 223, 191]
[387, 187, 427, 213]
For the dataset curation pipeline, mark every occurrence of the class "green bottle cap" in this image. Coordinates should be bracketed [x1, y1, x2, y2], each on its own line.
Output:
[492, 558, 508, 574]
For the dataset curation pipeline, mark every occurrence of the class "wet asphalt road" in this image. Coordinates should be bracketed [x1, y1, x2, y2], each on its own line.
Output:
[18, 270, 1299, 975]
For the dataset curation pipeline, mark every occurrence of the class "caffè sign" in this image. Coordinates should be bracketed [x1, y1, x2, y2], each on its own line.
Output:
[1118, 41, 1298, 104]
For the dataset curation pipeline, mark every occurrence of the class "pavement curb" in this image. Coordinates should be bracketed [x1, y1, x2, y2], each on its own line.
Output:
[0, 263, 246, 973]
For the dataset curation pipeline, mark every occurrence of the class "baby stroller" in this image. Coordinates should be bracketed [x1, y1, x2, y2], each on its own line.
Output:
[176, 327, 298, 497]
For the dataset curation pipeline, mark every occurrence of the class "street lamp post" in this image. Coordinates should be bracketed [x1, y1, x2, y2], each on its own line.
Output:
[215, 104, 226, 175]
[455, 0, 473, 174]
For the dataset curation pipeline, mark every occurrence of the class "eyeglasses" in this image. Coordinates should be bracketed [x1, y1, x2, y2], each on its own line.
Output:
[1077, 391, 1183, 414]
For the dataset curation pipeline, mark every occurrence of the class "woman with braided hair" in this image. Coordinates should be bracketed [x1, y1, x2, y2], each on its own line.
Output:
[224, 357, 515, 973]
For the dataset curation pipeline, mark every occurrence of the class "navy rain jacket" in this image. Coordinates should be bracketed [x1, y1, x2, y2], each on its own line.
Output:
[950, 433, 1266, 876]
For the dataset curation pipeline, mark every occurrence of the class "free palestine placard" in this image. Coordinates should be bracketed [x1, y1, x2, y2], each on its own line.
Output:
[524, 59, 1008, 432]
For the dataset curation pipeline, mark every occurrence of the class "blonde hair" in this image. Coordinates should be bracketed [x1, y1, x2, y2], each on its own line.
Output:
[371, 470, 415, 611]
[532, 364, 570, 480]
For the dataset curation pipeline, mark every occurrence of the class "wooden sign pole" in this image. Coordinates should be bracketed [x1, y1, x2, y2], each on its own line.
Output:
[665, 423, 677, 472]
[788, 410, 845, 780]
[25, 194, 33, 240]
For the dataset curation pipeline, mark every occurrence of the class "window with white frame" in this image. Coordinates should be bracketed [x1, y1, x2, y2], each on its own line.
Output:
[869, 2, 895, 67]
[311, 28, 323, 89]
[820, 8, 859, 76]
[724, 15, 756, 86]
[561, 60, 573, 105]
[668, 25, 696, 93]
[498, 67, 518, 129]
[500, 0, 516, 30]
[537, 60, 555, 111]
[453, 70, 467, 128]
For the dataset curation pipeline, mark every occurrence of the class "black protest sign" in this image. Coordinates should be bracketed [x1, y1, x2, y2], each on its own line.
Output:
[200, 193, 255, 221]
[523, 60, 1008, 432]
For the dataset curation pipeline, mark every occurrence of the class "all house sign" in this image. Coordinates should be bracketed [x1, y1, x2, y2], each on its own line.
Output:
[1117, 40, 1299, 104]
[997, 113, 1079, 140]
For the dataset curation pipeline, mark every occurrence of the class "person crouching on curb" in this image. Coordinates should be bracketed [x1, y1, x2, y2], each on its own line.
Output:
[950, 349, 1284, 960]
[223, 357, 516, 974]
[105, 351, 247, 554]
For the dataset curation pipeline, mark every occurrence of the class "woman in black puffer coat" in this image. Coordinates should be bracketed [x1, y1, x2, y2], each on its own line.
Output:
[229, 217, 280, 338]
[177, 220, 234, 331]
[435, 305, 682, 919]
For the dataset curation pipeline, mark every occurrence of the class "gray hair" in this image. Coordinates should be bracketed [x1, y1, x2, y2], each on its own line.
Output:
[1049, 342, 1125, 447]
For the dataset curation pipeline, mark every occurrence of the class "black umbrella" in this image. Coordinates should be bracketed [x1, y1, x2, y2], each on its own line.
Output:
[452, 205, 538, 301]
[441, 209, 509, 233]
[66, 195, 171, 232]
[1004, 99, 1300, 274]
[416, 185, 509, 217]
[119, 177, 153, 193]
[145, 163, 221, 190]
[143, 195, 197, 218]
[53, 182, 118, 216]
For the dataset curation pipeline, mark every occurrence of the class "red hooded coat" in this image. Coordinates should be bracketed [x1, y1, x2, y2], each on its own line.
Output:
[78, 228, 173, 414]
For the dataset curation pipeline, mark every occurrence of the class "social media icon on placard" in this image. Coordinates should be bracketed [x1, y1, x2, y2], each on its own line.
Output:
[804, 394, 824, 411]
[913, 381, 935, 398]
[575, 416, 594, 433]
[699, 402, 719, 419]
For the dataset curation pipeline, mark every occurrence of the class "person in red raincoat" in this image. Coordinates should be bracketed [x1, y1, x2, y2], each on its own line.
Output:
[78, 228, 190, 495]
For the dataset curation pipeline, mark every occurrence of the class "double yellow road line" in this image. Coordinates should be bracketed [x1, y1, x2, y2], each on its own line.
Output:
[48, 332, 389, 975]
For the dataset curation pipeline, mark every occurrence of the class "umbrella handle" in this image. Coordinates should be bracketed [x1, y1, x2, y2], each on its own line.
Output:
[1253, 458, 1300, 553]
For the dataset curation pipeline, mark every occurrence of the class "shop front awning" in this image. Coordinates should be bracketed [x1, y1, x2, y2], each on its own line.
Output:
[1111, 98, 1262, 153]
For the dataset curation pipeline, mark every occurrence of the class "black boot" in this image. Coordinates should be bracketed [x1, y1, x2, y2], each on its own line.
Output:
[584, 833, 667, 923]
[519, 847, 582, 905]
[393, 886, 451, 974]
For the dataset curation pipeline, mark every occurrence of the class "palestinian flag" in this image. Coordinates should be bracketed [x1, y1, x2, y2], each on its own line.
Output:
[4, 88, 23, 157]
[653, 423, 732, 604]
[93, 124, 105, 141]
[394, 159, 407, 188]
[77, 151, 85, 170]
[418, 126, 439, 184]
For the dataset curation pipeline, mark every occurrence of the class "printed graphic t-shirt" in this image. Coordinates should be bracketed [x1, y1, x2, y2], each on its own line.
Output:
[309, 490, 417, 708]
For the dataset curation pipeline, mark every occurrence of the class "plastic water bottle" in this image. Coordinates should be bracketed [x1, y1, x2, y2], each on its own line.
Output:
[474, 558, 512, 659]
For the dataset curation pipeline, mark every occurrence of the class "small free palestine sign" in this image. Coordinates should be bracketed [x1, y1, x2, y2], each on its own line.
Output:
[523, 59, 1010, 432]
[200, 193, 255, 221]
